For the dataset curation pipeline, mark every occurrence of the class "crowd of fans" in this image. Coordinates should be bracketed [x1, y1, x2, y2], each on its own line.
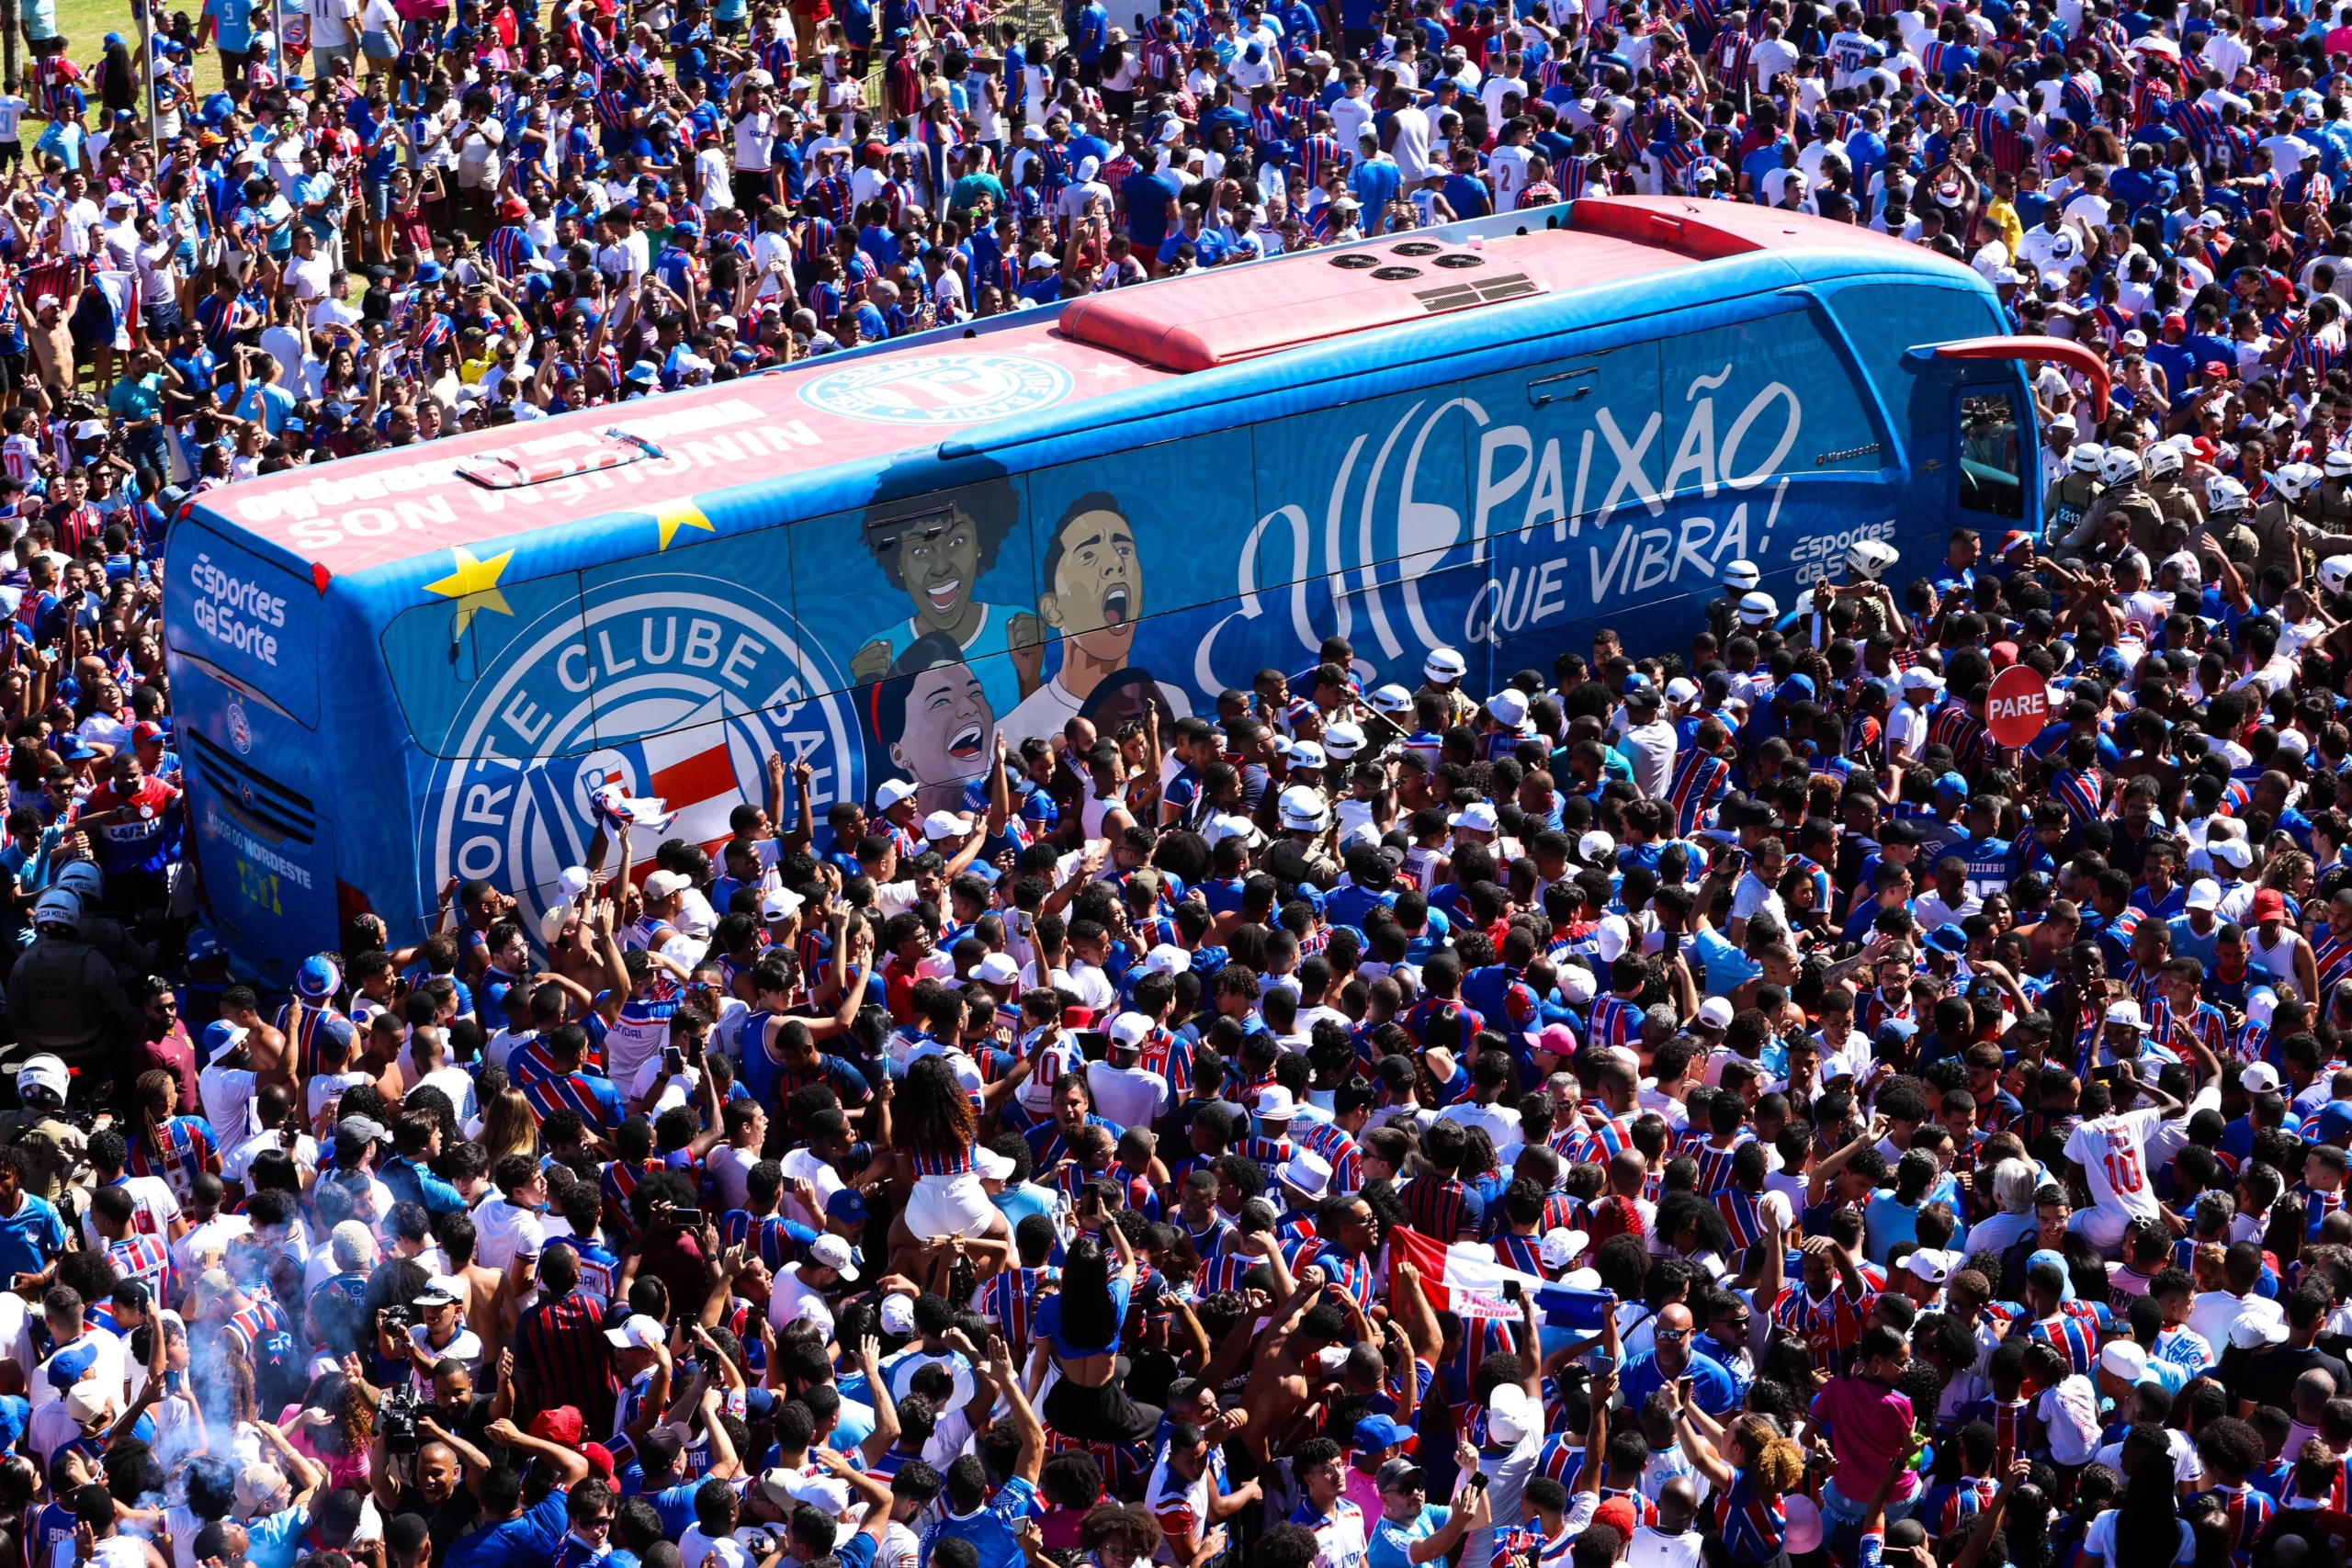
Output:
[15, 5, 2352, 1568]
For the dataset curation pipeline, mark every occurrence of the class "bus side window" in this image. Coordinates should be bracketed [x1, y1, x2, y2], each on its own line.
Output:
[1957, 389, 2025, 520]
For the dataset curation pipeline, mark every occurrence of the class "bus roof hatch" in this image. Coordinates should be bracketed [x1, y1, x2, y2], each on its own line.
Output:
[1058, 240, 1552, 372]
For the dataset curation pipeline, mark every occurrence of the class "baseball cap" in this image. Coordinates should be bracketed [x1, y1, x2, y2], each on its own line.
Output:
[2098, 1340, 2150, 1382]
[1453, 802, 1499, 834]
[1905, 1249, 1952, 1285]
[808, 1234, 860, 1280]
[2185, 879, 2222, 911]
[922, 809, 974, 842]
[1528, 1022, 1578, 1057]
[1487, 1384, 1536, 1444]
[874, 778, 919, 809]
[1353, 1416, 1415, 1453]
[1375, 1458, 1427, 1493]
[976, 953, 1023, 987]
[604, 1314, 667, 1351]
[2241, 1062, 2284, 1095]
[413, 1276, 466, 1308]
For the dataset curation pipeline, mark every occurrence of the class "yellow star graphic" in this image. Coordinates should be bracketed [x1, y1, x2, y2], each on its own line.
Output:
[424, 547, 515, 636]
[651, 496, 715, 551]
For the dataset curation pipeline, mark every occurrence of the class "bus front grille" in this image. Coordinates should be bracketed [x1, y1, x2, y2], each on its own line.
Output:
[187, 730, 318, 846]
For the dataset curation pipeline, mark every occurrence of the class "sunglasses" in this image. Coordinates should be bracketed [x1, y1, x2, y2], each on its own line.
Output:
[1657, 1328, 1690, 1342]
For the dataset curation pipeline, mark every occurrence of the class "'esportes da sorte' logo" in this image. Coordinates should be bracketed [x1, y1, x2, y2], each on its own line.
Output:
[420, 573, 864, 940]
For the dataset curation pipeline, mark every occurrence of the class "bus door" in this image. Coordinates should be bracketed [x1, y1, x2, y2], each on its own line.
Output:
[1914, 335, 2111, 544]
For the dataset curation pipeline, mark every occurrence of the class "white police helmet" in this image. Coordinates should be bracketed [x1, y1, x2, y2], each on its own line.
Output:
[2274, 461, 2324, 502]
[1846, 538, 1900, 580]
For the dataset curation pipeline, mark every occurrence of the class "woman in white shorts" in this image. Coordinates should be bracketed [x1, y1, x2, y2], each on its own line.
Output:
[888, 1055, 1011, 1270]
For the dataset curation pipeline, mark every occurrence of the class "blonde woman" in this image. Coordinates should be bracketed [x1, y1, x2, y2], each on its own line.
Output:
[479, 1088, 538, 1169]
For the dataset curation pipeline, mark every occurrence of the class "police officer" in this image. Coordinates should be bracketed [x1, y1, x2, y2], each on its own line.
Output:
[2045, 440, 2105, 552]
[1706, 559, 1761, 645]
[2242, 461, 2317, 584]
[2320, 449, 2352, 536]
[2, 890, 137, 1079]
[2195, 475, 2260, 573]
[2143, 442, 2205, 539]
[2069, 447, 2164, 560]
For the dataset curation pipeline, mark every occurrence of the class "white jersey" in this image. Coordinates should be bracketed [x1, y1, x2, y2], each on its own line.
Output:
[1294, 1499, 1370, 1568]
[2062, 1108, 2165, 1222]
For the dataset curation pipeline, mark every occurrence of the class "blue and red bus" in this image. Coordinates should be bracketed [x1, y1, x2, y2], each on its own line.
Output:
[163, 197, 2100, 980]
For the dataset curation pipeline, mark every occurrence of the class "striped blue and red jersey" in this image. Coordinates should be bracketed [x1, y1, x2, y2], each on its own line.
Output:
[271, 1001, 351, 1081]
[1667, 748, 1732, 837]
[2049, 767, 2107, 826]
[1715, 1186, 1775, 1250]
[1491, 1230, 1543, 1275]
[601, 1157, 662, 1242]
[522, 1068, 624, 1134]
[2024, 1309, 2099, 1377]
[977, 1263, 1057, 1353]
[1714, 1467, 1786, 1562]
[1401, 1179, 1478, 1242]
[223, 1292, 290, 1362]
[1292, 1118, 1363, 1192]
[909, 1141, 978, 1177]
[1772, 1279, 1871, 1368]
[1023, 1111, 1120, 1169]
[718, 1209, 798, 1270]
[1138, 1025, 1196, 1100]
[105, 1234, 174, 1301]
[128, 1116, 217, 1201]
[1588, 993, 1643, 1051]
[1692, 1136, 1747, 1197]
[2315, 927, 2352, 998]
[2194, 1483, 2275, 1562]
[1918, 1476, 1997, 1537]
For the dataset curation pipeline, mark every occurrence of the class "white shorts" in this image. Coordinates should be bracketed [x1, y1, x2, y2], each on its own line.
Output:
[2068, 1202, 2136, 1256]
[904, 1172, 997, 1239]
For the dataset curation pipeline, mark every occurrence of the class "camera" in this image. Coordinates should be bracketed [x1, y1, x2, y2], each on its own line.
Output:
[379, 1303, 414, 1334]
[379, 1385, 423, 1455]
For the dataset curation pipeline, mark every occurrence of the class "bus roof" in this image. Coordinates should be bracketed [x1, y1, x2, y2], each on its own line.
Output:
[198, 199, 1930, 584]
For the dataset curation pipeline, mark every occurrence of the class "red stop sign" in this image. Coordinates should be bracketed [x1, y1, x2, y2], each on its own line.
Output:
[1985, 662, 2051, 749]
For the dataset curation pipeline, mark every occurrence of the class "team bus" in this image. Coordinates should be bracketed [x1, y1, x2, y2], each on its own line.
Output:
[165, 196, 2104, 980]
